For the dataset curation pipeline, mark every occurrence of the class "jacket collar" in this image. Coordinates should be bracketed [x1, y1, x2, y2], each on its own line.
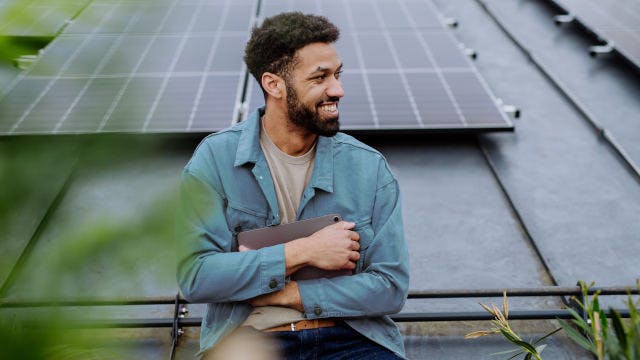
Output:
[234, 107, 334, 193]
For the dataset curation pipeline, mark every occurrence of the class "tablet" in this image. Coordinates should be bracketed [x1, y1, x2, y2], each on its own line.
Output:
[237, 214, 352, 280]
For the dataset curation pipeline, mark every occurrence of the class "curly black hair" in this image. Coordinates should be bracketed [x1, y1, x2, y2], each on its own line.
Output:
[244, 12, 340, 91]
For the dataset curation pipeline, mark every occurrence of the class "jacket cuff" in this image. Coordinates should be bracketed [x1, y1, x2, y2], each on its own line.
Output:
[259, 244, 286, 293]
[297, 279, 342, 319]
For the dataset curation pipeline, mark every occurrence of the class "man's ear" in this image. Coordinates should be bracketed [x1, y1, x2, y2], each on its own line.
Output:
[261, 72, 285, 99]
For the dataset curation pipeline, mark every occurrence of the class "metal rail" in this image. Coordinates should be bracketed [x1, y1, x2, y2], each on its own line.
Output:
[3, 285, 636, 360]
[49, 308, 633, 330]
[2, 285, 637, 308]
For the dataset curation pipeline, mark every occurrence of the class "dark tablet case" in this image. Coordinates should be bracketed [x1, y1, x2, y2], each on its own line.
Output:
[237, 214, 352, 280]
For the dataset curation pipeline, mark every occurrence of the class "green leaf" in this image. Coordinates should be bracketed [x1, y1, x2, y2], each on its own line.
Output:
[560, 319, 596, 353]
[533, 327, 562, 345]
[512, 339, 538, 354]
[570, 318, 590, 333]
[500, 329, 521, 344]
[593, 297, 601, 314]
[610, 308, 628, 351]
[596, 309, 609, 344]
[566, 307, 588, 326]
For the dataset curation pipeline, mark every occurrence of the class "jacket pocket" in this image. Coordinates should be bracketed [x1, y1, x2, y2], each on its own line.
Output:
[225, 201, 268, 235]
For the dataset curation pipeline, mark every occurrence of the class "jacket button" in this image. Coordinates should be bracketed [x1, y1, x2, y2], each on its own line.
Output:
[314, 306, 322, 316]
[269, 279, 277, 289]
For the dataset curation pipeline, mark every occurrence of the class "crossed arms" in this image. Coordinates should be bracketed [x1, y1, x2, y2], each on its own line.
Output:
[176, 168, 409, 319]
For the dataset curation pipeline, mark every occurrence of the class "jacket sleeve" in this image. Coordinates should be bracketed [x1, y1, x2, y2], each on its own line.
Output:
[176, 169, 287, 303]
[297, 163, 410, 319]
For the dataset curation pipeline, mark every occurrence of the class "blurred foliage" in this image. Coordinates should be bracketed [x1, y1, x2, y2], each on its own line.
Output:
[0, 0, 187, 357]
[559, 281, 640, 360]
[0, 137, 182, 358]
[467, 282, 640, 359]
[465, 292, 559, 360]
[0, 0, 88, 63]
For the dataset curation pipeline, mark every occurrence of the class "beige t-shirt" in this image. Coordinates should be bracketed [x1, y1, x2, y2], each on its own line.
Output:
[241, 119, 316, 330]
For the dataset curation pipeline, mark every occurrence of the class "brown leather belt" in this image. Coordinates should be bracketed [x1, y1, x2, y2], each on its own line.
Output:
[263, 319, 337, 332]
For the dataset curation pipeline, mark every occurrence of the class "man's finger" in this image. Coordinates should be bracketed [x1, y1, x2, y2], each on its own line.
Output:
[349, 251, 360, 262]
[340, 221, 356, 230]
[349, 231, 360, 241]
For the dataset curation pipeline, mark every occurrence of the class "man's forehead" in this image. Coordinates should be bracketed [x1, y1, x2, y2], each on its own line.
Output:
[294, 42, 342, 72]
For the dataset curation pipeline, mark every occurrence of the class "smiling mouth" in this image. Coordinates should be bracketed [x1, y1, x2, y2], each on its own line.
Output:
[318, 102, 338, 114]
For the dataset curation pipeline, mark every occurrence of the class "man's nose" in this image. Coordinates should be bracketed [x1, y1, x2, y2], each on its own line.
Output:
[327, 77, 344, 99]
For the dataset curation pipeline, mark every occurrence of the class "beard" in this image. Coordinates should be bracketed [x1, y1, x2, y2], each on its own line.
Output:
[285, 82, 340, 137]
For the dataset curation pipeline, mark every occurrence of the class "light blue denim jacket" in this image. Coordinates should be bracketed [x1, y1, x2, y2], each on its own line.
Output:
[177, 108, 410, 358]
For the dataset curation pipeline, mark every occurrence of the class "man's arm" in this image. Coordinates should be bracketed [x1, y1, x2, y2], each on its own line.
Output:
[250, 175, 410, 318]
[176, 169, 361, 303]
[176, 170, 288, 302]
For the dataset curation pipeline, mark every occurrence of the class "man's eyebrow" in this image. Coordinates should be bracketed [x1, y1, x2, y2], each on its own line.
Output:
[308, 63, 344, 76]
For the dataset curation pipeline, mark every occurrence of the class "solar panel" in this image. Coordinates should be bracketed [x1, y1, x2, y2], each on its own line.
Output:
[243, 0, 512, 133]
[1, 0, 511, 134]
[0, 0, 255, 134]
[0, 0, 89, 37]
[550, 0, 640, 70]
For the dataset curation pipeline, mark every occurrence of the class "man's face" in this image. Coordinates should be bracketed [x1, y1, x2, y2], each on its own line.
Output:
[284, 42, 344, 137]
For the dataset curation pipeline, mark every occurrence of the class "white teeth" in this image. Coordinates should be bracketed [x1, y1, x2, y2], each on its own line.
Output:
[320, 104, 337, 112]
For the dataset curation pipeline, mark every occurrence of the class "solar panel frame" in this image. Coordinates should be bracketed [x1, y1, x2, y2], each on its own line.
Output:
[548, 0, 640, 70]
[243, 0, 512, 133]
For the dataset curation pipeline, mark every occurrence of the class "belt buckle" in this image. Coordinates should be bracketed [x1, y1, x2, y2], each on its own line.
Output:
[290, 322, 296, 331]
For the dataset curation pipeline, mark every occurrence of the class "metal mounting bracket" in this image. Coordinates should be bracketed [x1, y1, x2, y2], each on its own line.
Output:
[169, 293, 183, 360]
[553, 13, 575, 26]
[588, 42, 614, 57]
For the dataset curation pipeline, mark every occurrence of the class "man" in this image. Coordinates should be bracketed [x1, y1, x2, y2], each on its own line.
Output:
[177, 12, 409, 359]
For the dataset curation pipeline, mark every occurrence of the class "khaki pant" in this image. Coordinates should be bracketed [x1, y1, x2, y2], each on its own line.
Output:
[202, 327, 280, 360]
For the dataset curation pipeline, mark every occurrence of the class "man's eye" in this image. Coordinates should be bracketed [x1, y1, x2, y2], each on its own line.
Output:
[335, 70, 343, 79]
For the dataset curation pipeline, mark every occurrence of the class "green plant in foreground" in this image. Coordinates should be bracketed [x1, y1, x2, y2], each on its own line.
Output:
[465, 291, 560, 360]
[558, 280, 640, 360]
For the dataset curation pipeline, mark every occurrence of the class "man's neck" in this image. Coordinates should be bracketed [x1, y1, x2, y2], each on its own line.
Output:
[262, 109, 318, 157]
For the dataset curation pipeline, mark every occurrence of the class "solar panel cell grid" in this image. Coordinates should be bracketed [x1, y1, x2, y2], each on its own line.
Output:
[174, 36, 216, 72]
[187, 74, 239, 131]
[15, 79, 86, 133]
[389, 33, 435, 69]
[406, 74, 461, 125]
[63, 37, 120, 76]
[420, 32, 469, 68]
[60, 78, 125, 132]
[100, 77, 163, 132]
[0, 79, 49, 133]
[338, 74, 376, 127]
[146, 76, 202, 131]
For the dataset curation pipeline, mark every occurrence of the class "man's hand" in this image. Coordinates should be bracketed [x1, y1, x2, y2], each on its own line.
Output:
[247, 281, 304, 311]
[285, 221, 360, 274]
